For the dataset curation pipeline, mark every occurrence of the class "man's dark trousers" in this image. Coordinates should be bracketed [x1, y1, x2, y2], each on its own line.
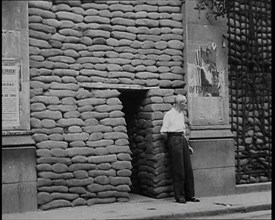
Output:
[167, 134, 195, 200]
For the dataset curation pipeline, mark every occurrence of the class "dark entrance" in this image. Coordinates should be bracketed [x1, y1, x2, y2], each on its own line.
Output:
[118, 89, 148, 194]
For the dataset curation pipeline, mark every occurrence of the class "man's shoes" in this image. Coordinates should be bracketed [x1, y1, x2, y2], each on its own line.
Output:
[176, 198, 186, 203]
[186, 197, 200, 202]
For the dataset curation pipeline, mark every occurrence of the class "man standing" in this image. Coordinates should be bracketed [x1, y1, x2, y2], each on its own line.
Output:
[160, 94, 200, 204]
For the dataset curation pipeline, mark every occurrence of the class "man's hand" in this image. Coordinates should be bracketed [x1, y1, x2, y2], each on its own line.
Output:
[161, 132, 168, 141]
[189, 146, 194, 154]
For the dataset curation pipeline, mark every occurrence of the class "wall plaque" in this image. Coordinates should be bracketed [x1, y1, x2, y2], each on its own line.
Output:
[2, 59, 20, 128]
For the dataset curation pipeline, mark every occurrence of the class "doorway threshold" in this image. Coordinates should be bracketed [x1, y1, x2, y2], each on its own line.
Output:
[79, 82, 159, 91]
[128, 193, 174, 203]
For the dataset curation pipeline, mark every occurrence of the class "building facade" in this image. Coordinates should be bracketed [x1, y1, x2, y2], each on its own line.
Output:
[2, 0, 271, 213]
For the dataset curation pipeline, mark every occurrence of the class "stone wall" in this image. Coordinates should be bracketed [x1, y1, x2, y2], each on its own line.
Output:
[28, 0, 187, 210]
[2, 1, 37, 214]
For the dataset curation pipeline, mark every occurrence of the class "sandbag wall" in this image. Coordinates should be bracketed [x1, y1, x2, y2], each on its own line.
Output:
[28, 0, 187, 210]
[228, 0, 272, 184]
[130, 89, 176, 198]
[28, 0, 185, 88]
[31, 88, 132, 210]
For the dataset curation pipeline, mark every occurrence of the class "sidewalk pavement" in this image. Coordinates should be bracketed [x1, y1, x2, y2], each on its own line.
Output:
[2, 190, 271, 220]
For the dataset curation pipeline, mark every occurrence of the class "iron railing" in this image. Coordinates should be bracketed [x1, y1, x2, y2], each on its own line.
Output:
[228, 0, 272, 184]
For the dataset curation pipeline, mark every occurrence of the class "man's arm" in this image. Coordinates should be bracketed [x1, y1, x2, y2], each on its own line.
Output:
[160, 113, 169, 141]
[184, 127, 190, 140]
[185, 126, 194, 154]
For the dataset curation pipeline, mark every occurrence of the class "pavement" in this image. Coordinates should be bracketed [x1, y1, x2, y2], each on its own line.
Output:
[2, 190, 271, 220]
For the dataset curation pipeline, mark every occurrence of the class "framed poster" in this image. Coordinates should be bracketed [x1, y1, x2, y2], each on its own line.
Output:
[2, 59, 20, 128]
[188, 44, 225, 98]
[187, 43, 229, 126]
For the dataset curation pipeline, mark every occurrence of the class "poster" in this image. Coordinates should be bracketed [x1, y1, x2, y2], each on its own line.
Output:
[188, 44, 225, 97]
[2, 59, 20, 128]
[188, 44, 226, 125]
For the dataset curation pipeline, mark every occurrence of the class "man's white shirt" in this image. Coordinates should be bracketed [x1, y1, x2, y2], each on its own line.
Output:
[160, 108, 186, 133]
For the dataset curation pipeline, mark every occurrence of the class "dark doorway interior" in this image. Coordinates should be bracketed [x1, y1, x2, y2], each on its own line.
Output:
[118, 89, 147, 194]
[118, 89, 147, 130]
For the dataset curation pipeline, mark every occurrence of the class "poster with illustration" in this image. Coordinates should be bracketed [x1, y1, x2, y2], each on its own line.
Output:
[189, 44, 224, 97]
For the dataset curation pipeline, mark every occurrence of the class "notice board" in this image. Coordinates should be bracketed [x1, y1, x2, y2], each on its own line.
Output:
[2, 59, 20, 128]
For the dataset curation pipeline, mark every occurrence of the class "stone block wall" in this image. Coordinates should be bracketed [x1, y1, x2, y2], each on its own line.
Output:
[2, 147, 37, 213]
[28, 0, 187, 210]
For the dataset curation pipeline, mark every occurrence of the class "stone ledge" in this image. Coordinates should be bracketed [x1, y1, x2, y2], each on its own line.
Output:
[2, 133, 35, 147]
[190, 128, 234, 139]
[235, 182, 271, 194]
[79, 82, 159, 90]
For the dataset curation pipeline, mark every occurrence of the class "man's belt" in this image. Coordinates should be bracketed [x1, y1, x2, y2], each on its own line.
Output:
[167, 132, 184, 137]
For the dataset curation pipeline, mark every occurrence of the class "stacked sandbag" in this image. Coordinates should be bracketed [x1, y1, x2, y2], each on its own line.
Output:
[104, 0, 185, 88]
[228, 0, 272, 184]
[28, 0, 187, 209]
[32, 86, 132, 210]
[130, 89, 189, 198]
[29, 0, 185, 89]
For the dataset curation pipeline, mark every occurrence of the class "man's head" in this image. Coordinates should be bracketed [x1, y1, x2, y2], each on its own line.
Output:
[175, 94, 187, 110]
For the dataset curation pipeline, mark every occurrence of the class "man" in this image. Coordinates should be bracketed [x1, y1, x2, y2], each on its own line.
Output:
[160, 94, 200, 204]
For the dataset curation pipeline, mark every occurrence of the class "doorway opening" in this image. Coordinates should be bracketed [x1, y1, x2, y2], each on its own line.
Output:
[118, 89, 148, 195]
